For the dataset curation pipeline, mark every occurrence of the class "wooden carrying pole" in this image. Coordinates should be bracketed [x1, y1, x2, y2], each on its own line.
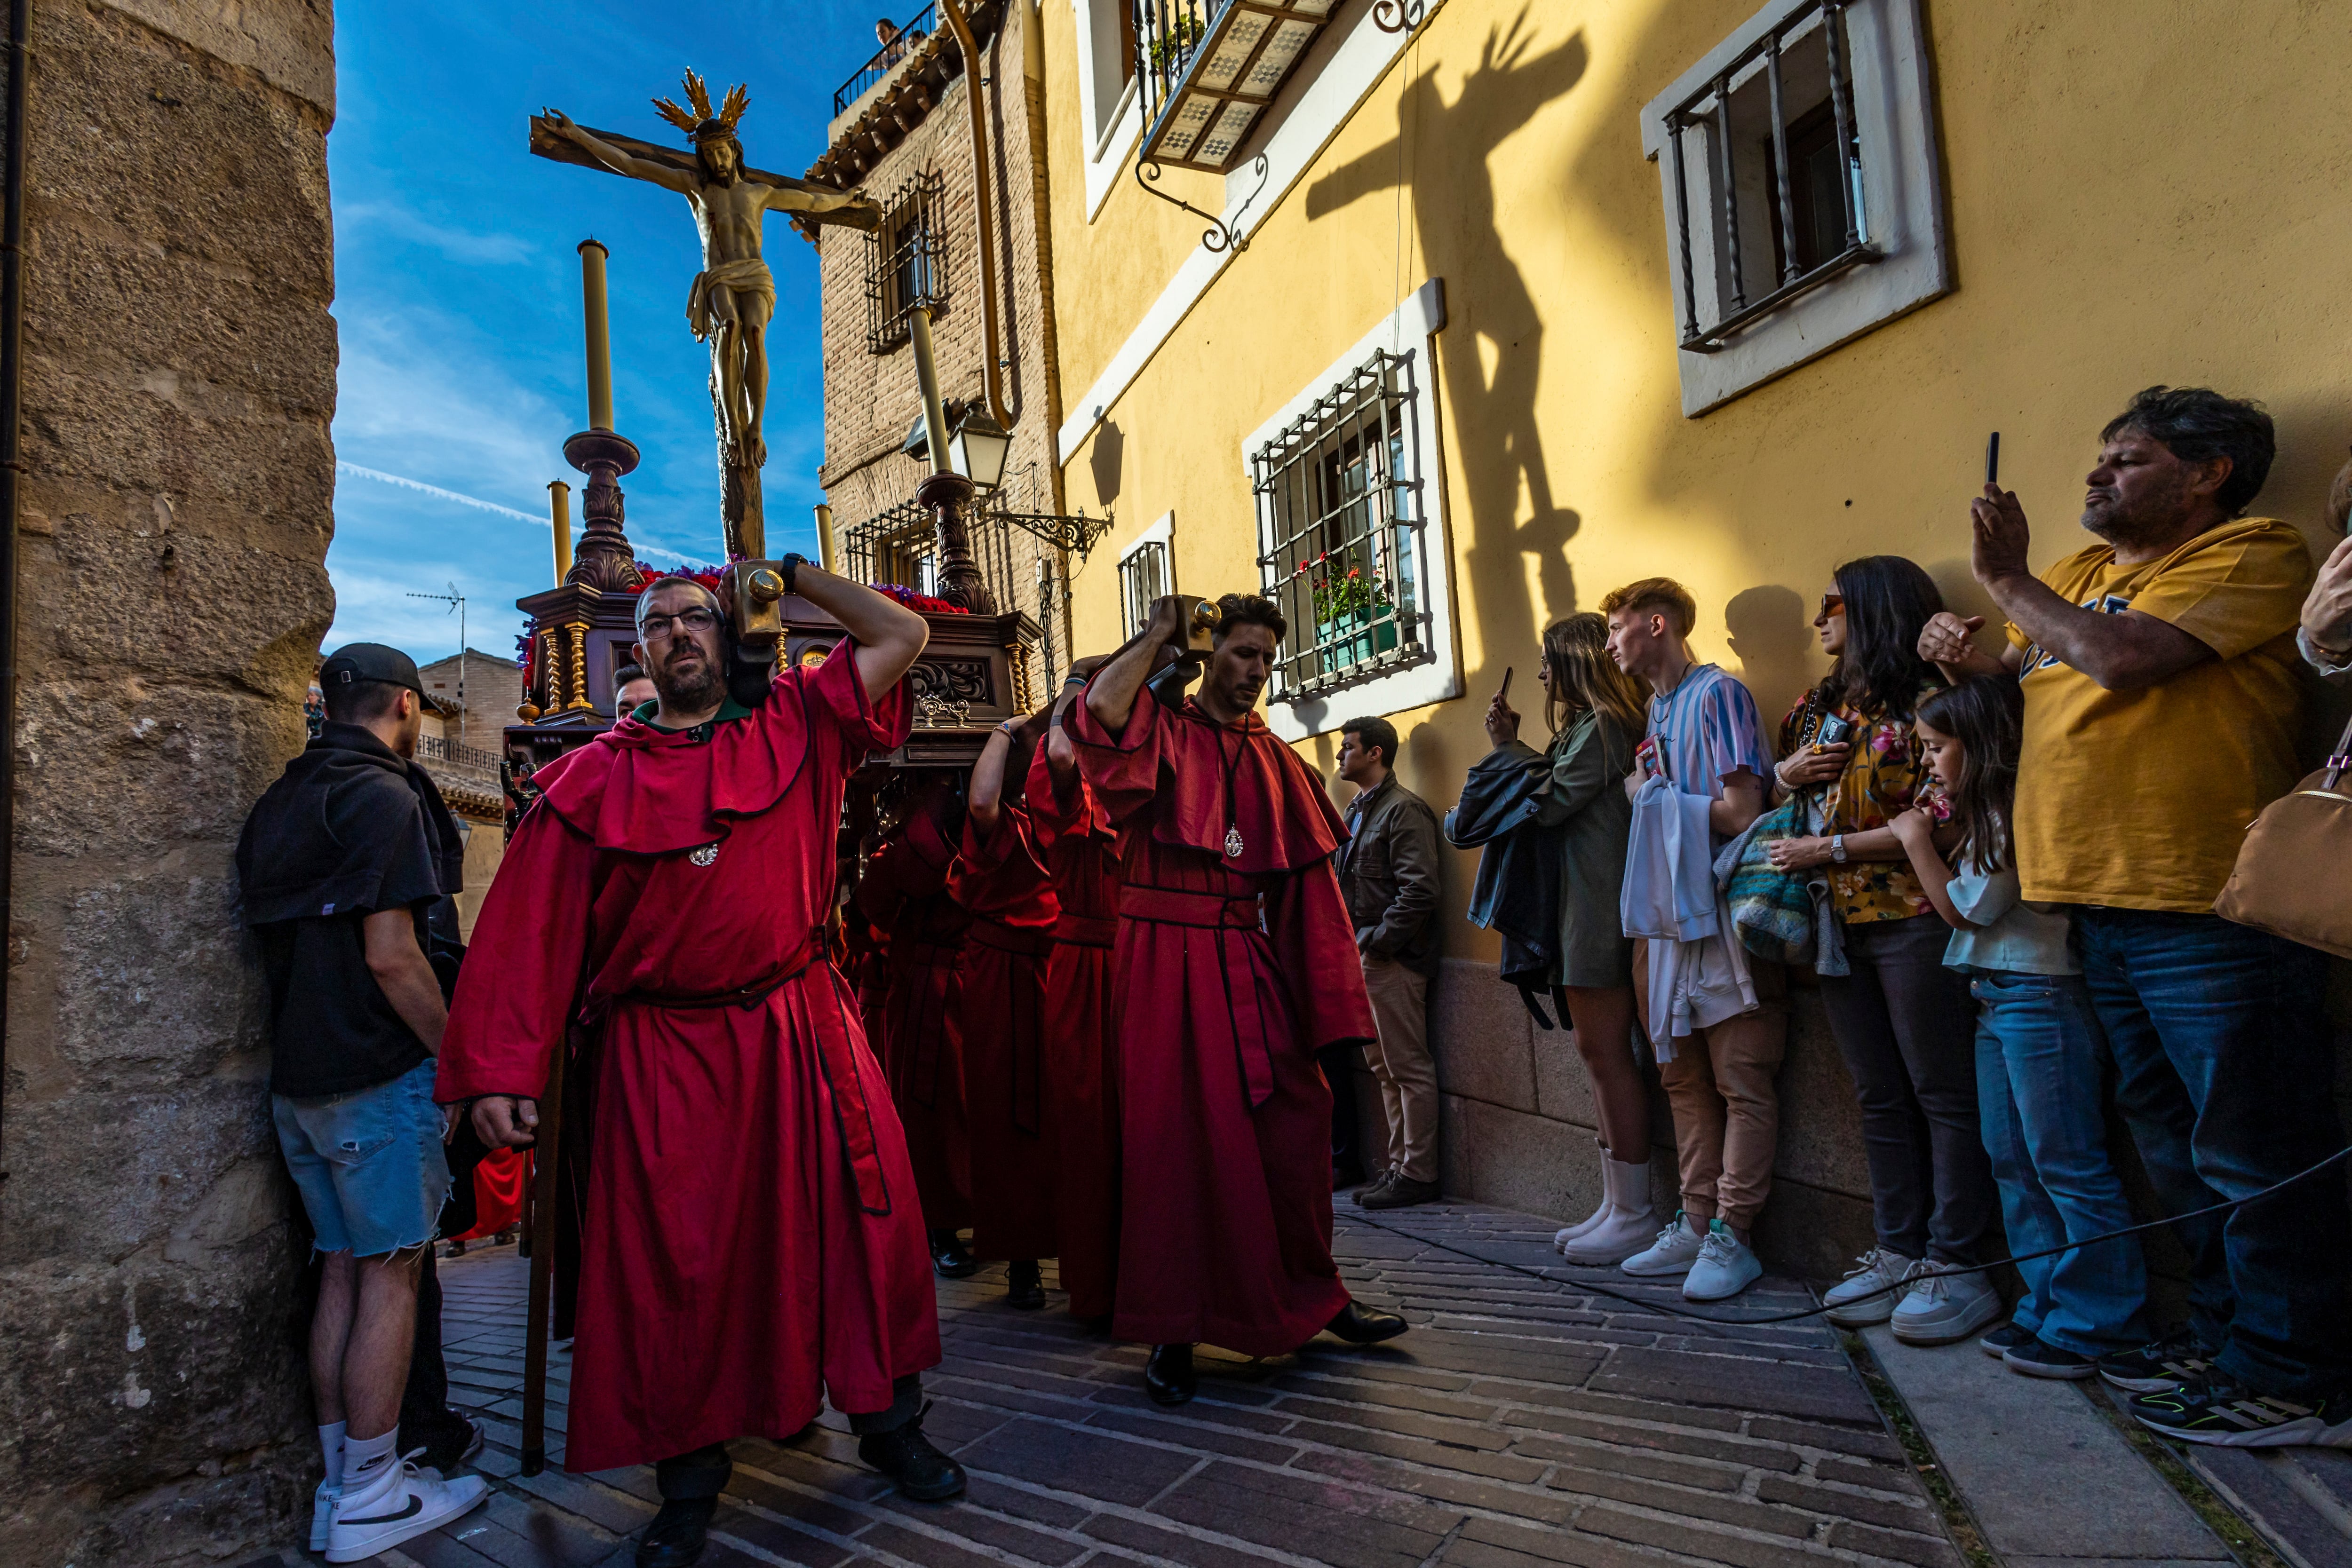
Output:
[520, 1045, 568, 1477]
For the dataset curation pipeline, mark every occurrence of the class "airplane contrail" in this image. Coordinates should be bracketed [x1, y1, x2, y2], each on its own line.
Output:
[336, 461, 544, 524]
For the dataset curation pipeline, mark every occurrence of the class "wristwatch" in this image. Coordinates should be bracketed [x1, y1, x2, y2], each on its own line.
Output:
[778, 552, 808, 596]
[1831, 833, 1849, 864]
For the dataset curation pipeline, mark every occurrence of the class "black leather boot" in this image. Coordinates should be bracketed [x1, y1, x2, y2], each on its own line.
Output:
[930, 1228, 979, 1279]
[857, 1414, 967, 1501]
[1323, 1300, 1409, 1345]
[1144, 1342, 1196, 1406]
[1006, 1259, 1045, 1310]
[636, 1497, 716, 1568]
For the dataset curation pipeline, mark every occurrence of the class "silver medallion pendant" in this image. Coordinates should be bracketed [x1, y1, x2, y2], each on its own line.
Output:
[1224, 826, 1244, 859]
[690, 843, 720, 867]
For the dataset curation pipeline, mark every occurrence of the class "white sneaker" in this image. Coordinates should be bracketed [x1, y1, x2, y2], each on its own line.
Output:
[1683, 1227, 1764, 1301]
[309, 1480, 337, 1552]
[1821, 1248, 1922, 1328]
[1889, 1268, 2005, 1346]
[1561, 1157, 1658, 1266]
[1619, 1213, 1706, 1278]
[326, 1451, 489, 1563]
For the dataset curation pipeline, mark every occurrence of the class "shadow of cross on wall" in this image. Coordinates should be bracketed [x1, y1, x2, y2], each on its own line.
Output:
[1306, 12, 1591, 681]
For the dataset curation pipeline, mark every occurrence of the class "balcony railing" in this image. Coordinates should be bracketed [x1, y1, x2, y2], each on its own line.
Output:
[1133, 0, 1336, 173]
[834, 4, 937, 118]
[420, 735, 502, 779]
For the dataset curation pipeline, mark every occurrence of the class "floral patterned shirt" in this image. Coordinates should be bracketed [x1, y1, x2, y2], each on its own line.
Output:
[1779, 686, 1949, 924]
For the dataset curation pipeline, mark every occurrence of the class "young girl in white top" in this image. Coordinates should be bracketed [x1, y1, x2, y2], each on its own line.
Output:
[1890, 677, 2151, 1380]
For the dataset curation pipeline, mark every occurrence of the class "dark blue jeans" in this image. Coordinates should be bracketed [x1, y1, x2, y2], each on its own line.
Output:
[2074, 907, 2352, 1395]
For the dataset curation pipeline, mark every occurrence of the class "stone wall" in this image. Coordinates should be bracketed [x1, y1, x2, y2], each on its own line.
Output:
[817, 0, 1077, 685]
[0, 0, 336, 1563]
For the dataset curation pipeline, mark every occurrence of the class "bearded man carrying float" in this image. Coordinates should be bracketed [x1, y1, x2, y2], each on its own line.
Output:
[438, 564, 957, 1568]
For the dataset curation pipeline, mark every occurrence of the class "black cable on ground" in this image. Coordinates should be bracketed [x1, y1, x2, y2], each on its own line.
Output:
[1341, 1144, 2352, 1335]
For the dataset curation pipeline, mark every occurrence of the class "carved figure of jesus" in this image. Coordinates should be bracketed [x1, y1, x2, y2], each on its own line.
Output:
[541, 76, 872, 470]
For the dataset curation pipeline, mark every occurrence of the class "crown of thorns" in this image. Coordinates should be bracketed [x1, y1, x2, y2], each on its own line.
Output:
[652, 71, 748, 147]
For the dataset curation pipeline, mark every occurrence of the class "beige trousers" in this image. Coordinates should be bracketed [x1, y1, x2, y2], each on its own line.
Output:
[1360, 953, 1438, 1183]
[1635, 940, 1788, 1233]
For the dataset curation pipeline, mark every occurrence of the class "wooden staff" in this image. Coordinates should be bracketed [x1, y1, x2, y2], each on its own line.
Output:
[520, 1045, 567, 1478]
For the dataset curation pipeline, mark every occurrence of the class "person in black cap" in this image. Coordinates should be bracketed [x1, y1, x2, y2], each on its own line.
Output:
[236, 642, 489, 1562]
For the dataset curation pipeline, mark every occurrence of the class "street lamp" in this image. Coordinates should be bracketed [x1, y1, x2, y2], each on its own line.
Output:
[947, 405, 1012, 492]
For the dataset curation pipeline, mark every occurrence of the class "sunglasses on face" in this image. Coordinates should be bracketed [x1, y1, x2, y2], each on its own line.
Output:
[1817, 594, 1846, 621]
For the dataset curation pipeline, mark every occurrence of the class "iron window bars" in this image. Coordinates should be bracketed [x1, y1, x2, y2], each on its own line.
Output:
[865, 170, 948, 355]
[1252, 348, 1430, 701]
[1119, 539, 1170, 638]
[835, 3, 936, 117]
[1664, 0, 1876, 353]
[1132, 0, 1336, 173]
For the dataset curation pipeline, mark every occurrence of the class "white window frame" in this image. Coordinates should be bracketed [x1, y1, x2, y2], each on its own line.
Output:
[1639, 0, 1948, 417]
[1248, 279, 1457, 743]
[1116, 510, 1176, 637]
[1073, 0, 1144, 220]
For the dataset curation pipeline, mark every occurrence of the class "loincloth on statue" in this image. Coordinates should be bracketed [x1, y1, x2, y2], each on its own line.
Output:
[686, 257, 777, 341]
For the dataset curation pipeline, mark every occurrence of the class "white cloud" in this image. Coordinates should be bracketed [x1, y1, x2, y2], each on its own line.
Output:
[340, 199, 538, 265]
[337, 462, 546, 523]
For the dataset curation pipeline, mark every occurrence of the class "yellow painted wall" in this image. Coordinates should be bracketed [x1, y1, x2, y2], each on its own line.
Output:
[1040, 0, 2352, 958]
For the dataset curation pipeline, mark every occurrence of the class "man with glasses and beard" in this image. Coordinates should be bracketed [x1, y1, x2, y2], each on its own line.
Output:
[1921, 386, 2352, 1448]
[1071, 594, 1408, 1407]
[437, 567, 957, 1568]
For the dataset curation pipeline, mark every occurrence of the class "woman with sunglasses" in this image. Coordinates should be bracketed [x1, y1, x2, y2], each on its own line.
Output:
[1764, 557, 1997, 1346]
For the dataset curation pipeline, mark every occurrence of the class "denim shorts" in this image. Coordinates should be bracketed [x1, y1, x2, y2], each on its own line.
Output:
[272, 1057, 452, 1257]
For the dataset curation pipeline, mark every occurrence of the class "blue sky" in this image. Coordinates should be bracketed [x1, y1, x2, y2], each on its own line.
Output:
[324, 0, 895, 664]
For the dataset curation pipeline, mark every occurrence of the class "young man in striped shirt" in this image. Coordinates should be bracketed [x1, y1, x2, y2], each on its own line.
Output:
[1604, 578, 1787, 1301]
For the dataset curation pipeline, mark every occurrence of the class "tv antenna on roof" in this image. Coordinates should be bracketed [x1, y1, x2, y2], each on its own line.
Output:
[407, 582, 468, 724]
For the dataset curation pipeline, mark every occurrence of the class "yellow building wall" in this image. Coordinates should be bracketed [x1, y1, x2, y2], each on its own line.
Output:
[1040, 0, 2352, 961]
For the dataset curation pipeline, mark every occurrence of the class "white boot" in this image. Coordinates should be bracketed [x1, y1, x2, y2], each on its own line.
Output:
[1561, 1156, 1659, 1265]
[1553, 1148, 1617, 1251]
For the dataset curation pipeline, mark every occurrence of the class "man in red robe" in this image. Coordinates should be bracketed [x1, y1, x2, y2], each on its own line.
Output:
[952, 715, 1060, 1307]
[439, 567, 961, 1568]
[1028, 663, 1124, 1323]
[1072, 594, 1409, 1404]
[854, 784, 978, 1278]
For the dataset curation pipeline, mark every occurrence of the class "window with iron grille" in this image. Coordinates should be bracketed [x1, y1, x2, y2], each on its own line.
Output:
[1117, 520, 1172, 638]
[840, 499, 940, 597]
[865, 171, 948, 355]
[1251, 349, 1430, 703]
[1641, 0, 1948, 416]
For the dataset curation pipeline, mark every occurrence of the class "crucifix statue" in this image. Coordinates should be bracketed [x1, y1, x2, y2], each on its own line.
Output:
[531, 74, 880, 559]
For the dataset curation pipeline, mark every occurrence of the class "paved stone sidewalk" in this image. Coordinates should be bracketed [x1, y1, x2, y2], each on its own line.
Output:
[240, 1197, 1958, 1568]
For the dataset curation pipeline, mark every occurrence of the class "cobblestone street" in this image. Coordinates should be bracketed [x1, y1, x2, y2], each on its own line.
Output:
[238, 1197, 1959, 1568]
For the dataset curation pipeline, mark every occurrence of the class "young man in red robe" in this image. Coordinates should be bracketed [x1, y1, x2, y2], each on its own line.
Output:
[854, 784, 978, 1278]
[1028, 663, 1124, 1323]
[952, 715, 1060, 1307]
[439, 568, 961, 1568]
[1072, 594, 1409, 1404]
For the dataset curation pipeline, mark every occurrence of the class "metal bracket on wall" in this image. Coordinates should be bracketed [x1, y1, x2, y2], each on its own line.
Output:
[1135, 154, 1269, 255]
[980, 503, 1113, 557]
[1372, 0, 1428, 33]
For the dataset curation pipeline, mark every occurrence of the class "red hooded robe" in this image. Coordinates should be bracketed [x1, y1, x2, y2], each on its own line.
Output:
[436, 646, 939, 1473]
[1025, 742, 1124, 1319]
[1068, 688, 1375, 1354]
[946, 803, 1059, 1261]
[854, 800, 971, 1233]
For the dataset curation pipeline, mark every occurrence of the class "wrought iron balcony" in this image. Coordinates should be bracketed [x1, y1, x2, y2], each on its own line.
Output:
[1134, 0, 1337, 173]
[834, 4, 937, 118]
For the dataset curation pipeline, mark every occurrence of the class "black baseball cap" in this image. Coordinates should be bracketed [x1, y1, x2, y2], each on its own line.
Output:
[318, 642, 426, 696]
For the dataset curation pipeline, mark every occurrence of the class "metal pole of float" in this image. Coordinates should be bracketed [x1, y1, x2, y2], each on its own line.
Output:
[908, 305, 992, 612]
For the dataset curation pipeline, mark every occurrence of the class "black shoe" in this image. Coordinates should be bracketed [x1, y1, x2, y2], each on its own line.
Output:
[1979, 1322, 2036, 1359]
[1006, 1259, 1045, 1310]
[857, 1415, 967, 1500]
[1361, 1177, 1439, 1210]
[2004, 1337, 2098, 1380]
[1144, 1343, 1196, 1406]
[930, 1229, 979, 1279]
[1323, 1300, 1409, 1345]
[2098, 1329, 2214, 1394]
[636, 1497, 717, 1568]
[2130, 1378, 2352, 1447]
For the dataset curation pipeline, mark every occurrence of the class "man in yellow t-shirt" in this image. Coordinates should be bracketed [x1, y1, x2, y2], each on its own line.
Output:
[1921, 386, 2351, 1446]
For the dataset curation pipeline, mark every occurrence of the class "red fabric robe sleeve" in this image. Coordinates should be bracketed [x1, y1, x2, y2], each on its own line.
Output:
[435, 802, 596, 1104]
[1265, 854, 1377, 1053]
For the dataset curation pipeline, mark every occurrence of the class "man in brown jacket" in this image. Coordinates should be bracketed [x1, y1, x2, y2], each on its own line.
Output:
[1334, 717, 1443, 1207]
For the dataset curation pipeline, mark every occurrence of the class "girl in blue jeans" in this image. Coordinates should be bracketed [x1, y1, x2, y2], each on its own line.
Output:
[1890, 678, 2151, 1378]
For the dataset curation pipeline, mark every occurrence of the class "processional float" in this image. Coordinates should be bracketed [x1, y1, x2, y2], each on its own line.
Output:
[499, 65, 1038, 1476]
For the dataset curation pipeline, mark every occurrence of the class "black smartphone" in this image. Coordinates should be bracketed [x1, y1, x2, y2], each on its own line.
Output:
[1816, 715, 1854, 749]
[1499, 666, 1513, 702]
[1985, 431, 2001, 487]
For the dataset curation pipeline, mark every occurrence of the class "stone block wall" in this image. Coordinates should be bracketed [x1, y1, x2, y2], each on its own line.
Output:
[816, 0, 1080, 689]
[0, 0, 336, 1562]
